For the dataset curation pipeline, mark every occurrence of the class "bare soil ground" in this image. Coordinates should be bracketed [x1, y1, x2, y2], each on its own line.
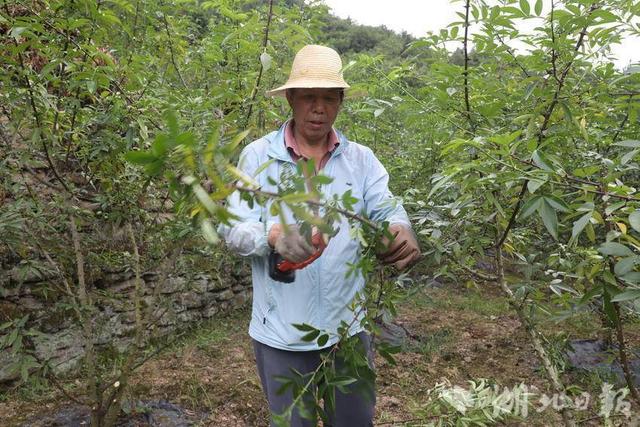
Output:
[1, 281, 638, 426]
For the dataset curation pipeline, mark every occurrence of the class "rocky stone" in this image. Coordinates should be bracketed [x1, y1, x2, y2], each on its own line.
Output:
[154, 309, 176, 327]
[101, 270, 134, 285]
[0, 282, 27, 298]
[20, 400, 203, 427]
[108, 277, 142, 293]
[209, 276, 232, 291]
[36, 305, 74, 333]
[177, 310, 202, 324]
[180, 291, 205, 309]
[1, 261, 252, 378]
[232, 291, 250, 307]
[33, 328, 83, 374]
[142, 271, 160, 282]
[114, 337, 134, 353]
[214, 289, 234, 301]
[119, 310, 137, 324]
[19, 296, 45, 311]
[567, 339, 640, 387]
[160, 276, 186, 294]
[0, 346, 19, 382]
[111, 297, 134, 313]
[0, 299, 24, 320]
[6, 265, 56, 285]
[202, 304, 219, 318]
[191, 275, 210, 293]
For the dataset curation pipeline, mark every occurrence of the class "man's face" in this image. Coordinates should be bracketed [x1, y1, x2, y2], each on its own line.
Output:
[286, 88, 343, 145]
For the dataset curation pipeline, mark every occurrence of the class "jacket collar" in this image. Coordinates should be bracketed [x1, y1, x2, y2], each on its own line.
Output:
[266, 119, 349, 163]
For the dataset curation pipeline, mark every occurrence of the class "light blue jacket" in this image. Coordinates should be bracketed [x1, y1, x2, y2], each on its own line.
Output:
[219, 121, 410, 351]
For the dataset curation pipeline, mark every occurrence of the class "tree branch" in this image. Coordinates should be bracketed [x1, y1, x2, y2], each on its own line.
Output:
[245, 0, 274, 126]
[234, 184, 380, 230]
[613, 302, 640, 404]
[462, 0, 473, 128]
[495, 180, 528, 249]
[69, 213, 101, 426]
[495, 235, 576, 427]
[161, 13, 187, 88]
[538, 3, 601, 144]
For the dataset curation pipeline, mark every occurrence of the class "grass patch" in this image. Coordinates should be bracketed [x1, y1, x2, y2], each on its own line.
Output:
[414, 328, 452, 358]
[401, 283, 509, 317]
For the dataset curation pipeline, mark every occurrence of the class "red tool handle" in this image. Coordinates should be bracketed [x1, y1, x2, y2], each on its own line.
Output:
[277, 233, 327, 273]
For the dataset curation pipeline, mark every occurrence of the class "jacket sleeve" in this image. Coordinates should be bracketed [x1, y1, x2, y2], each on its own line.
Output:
[217, 146, 273, 257]
[362, 148, 411, 228]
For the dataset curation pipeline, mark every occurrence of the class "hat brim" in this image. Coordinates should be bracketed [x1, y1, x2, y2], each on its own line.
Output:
[266, 80, 350, 98]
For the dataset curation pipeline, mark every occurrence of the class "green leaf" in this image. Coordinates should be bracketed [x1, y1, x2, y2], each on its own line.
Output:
[329, 376, 357, 387]
[622, 272, 640, 283]
[86, 80, 97, 94]
[630, 211, 640, 233]
[532, 150, 553, 172]
[441, 139, 480, 155]
[605, 201, 626, 216]
[301, 329, 320, 342]
[519, 0, 530, 16]
[527, 178, 546, 194]
[586, 222, 596, 242]
[313, 174, 333, 185]
[614, 257, 637, 276]
[341, 189, 359, 208]
[621, 150, 638, 165]
[610, 289, 640, 303]
[573, 166, 599, 177]
[613, 140, 640, 148]
[151, 134, 169, 156]
[10, 27, 27, 40]
[602, 287, 619, 323]
[125, 151, 157, 165]
[292, 323, 316, 332]
[281, 192, 314, 204]
[201, 219, 219, 244]
[534, 0, 542, 15]
[221, 129, 251, 156]
[579, 284, 602, 305]
[193, 184, 216, 214]
[543, 195, 570, 212]
[317, 334, 329, 347]
[572, 212, 592, 241]
[520, 196, 542, 220]
[538, 200, 558, 240]
[598, 242, 634, 257]
[253, 158, 275, 177]
[165, 110, 179, 138]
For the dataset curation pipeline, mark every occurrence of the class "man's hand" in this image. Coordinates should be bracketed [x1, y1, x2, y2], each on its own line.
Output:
[378, 223, 420, 271]
[268, 224, 316, 263]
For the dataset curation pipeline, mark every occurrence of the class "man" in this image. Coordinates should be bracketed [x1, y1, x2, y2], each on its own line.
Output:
[220, 45, 420, 426]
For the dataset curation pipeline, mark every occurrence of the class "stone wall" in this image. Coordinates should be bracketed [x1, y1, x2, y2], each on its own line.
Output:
[0, 260, 252, 383]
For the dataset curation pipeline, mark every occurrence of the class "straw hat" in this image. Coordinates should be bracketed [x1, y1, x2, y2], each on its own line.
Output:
[266, 45, 350, 97]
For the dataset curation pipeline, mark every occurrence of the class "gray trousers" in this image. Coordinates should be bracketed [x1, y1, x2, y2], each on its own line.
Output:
[252, 332, 375, 427]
